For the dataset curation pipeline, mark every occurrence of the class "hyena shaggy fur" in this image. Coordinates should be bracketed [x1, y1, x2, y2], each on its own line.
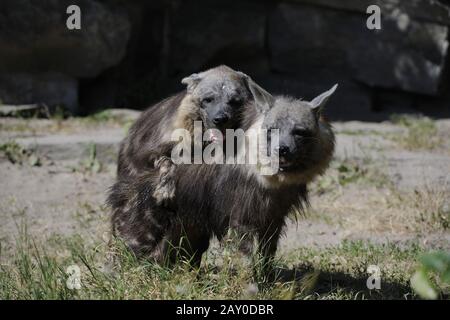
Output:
[108, 84, 338, 268]
[117, 65, 272, 204]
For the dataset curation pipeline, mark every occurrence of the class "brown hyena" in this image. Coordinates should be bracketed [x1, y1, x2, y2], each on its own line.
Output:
[109, 84, 337, 268]
[117, 65, 272, 205]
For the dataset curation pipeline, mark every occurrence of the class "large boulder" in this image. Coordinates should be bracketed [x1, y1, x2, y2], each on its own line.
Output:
[0, 0, 131, 78]
[289, 0, 450, 26]
[168, 0, 267, 76]
[0, 73, 78, 113]
[269, 3, 449, 95]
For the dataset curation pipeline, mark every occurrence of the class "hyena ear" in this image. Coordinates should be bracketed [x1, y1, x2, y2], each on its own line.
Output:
[238, 71, 274, 114]
[181, 73, 203, 93]
[309, 84, 338, 116]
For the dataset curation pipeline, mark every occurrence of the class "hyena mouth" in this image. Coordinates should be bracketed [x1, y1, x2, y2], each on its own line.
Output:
[205, 130, 221, 144]
[205, 128, 229, 144]
[210, 130, 220, 143]
[278, 156, 294, 172]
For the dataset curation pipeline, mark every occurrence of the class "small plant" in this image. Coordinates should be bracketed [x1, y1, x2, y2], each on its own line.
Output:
[412, 188, 450, 230]
[80, 110, 136, 133]
[86, 110, 114, 123]
[76, 143, 102, 173]
[410, 251, 450, 299]
[389, 114, 441, 150]
[0, 141, 41, 166]
[313, 159, 390, 194]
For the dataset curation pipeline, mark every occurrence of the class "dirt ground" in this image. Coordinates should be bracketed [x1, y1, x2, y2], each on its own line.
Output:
[0, 111, 449, 256]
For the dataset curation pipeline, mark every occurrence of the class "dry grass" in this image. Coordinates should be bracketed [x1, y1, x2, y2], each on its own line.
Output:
[0, 110, 134, 136]
[0, 228, 430, 300]
[308, 155, 449, 234]
[389, 114, 443, 151]
[308, 184, 449, 235]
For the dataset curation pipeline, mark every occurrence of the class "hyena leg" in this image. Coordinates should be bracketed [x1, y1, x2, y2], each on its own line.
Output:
[155, 221, 210, 268]
[224, 222, 255, 256]
[182, 232, 210, 268]
[111, 198, 175, 265]
[221, 226, 255, 269]
[152, 156, 176, 205]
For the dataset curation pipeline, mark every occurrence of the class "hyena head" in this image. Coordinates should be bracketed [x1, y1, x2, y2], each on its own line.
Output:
[257, 84, 338, 187]
[182, 65, 272, 137]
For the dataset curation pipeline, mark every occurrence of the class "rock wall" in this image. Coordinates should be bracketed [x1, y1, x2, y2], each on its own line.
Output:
[1, 0, 449, 119]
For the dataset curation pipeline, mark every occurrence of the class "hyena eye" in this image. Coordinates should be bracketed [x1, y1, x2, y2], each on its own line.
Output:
[202, 97, 214, 104]
[293, 129, 312, 138]
[229, 97, 243, 107]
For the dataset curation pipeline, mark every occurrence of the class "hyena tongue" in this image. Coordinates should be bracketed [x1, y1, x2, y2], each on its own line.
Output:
[211, 130, 224, 143]
[204, 130, 219, 144]
[209, 131, 218, 142]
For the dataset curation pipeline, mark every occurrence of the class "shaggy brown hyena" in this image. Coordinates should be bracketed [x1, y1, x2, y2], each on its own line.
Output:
[108, 84, 337, 268]
[117, 65, 273, 204]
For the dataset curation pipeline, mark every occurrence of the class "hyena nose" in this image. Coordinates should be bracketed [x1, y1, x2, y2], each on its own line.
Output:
[279, 145, 290, 156]
[213, 114, 229, 126]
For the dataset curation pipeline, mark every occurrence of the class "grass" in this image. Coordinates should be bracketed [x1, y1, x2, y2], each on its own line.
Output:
[0, 141, 41, 166]
[70, 143, 103, 174]
[389, 186, 450, 231]
[284, 241, 423, 299]
[0, 232, 290, 300]
[336, 114, 445, 152]
[308, 150, 449, 233]
[389, 114, 442, 150]
[1, 226, 447, 300]
[0, 109, 135, 136]
[337, 129, 384, 137]
[308, 181, 449, 234]
[312, 157, 392, 196]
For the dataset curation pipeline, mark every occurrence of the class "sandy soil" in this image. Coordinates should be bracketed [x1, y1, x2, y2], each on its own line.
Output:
[1, 113, 449, 256]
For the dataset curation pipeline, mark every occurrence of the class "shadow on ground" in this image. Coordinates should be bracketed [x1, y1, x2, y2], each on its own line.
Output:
[276, 265, 414, 300]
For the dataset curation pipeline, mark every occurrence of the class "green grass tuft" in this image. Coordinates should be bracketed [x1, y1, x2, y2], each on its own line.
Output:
[1, 229, 444, 300]
[389, 114, 442, 150]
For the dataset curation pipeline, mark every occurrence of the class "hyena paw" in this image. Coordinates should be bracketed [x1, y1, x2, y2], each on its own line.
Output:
[154, 156, 174, 174]
[153, 156, 176, 205]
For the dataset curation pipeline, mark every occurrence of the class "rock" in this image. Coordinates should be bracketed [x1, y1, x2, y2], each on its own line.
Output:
[269, 5, 358, 76]
[0, 0, 131, 78]
[350, 18, 448, 95]
[269, 3, 449, 95]
[290, 0, 450, 26]
[0, 73, 78, 113]
[414, 79, 450, 118]
[325, 81, 374, 121]
[168, 0, 266, 76]
[375, 90, 415, 114]
[0, 104, 49, 118]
